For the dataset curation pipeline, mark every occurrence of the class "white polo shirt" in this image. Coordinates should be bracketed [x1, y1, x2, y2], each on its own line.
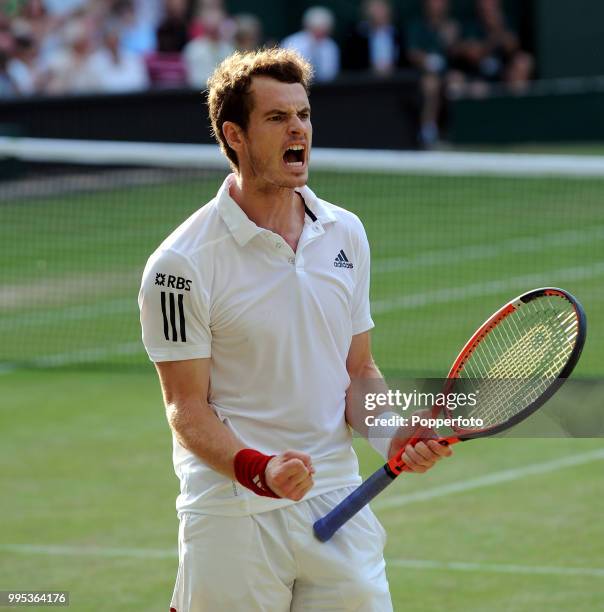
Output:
[139, 174, 374, 516]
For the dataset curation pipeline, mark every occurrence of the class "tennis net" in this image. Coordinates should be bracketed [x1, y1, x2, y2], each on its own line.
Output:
[2, 137, 603, 377]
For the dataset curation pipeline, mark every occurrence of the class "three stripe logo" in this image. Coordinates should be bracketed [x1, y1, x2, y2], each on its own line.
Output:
[334, 249, 353, 269]
[161, 291, 187, 342]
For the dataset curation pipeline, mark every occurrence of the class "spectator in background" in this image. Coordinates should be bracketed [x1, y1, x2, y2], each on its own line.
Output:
[111, 0, 157, 55]
[43, 19, 101, 94]
[281, 6, 340, 82]
[134, 0, 165, 34]
[8, 22, 40, 95]
[184, 4, 234, 89]
[189, 0, 236, 42]
[155, 0, 190, 53]
[22, 0, 63, 56]
[233, 13, 262, 52]
[0, 50, 18, 98]
[458, 0, 533, 92]
[0, 19, 17, 98]
[20, 1, 65, 78]
[406, 0, 463, 147]
[17, 1, 47, 41]
[342, 0, 404, 75]
[146, 0, 190, 88]
[0, 15, 12, 44]
[88, 21, 149, 93]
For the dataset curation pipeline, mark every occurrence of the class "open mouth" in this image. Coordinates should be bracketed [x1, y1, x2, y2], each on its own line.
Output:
[283, 144, 305, 167]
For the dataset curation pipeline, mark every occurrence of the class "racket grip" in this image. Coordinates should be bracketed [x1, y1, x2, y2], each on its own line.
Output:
[313, 466, 395, 542]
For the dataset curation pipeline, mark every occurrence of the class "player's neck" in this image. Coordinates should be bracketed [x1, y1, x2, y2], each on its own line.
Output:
[229, 174, 305, 243]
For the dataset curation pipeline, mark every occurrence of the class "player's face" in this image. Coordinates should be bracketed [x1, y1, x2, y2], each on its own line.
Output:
[240, 76, 312, 190]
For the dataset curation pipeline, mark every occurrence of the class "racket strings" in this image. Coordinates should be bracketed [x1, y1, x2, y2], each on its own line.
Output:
[458, 296, 578, 429]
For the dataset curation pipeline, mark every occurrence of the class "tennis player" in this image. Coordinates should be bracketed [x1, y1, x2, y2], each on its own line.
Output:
[138, 48, 451, 612]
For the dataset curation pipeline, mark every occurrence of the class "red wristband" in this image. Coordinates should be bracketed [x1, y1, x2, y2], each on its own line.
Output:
[234, 449, 280, 498]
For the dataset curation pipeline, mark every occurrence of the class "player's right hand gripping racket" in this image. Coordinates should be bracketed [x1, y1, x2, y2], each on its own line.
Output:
[314, 287, 586, 542]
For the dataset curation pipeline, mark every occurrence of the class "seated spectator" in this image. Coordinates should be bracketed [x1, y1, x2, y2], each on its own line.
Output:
[134, 0, 165, 33]
[281, 6, 340, 82]
[0, 14, 14, 52]
[145, 0, 190, 88]
[146, 0, 190, 88]
[1, 57, 18, 98]
[342, 0, 405, 75]
[0, 16, 17, 97]
[88, 21, 149, 93]
[19, 0, 55, 42]
[183, 5, 234, 89]
[111, 0, 157, 55]
[0, 45, 18, 98]
[19, 1, 64, 77]
[145, 47, 187, 89]
[155, 0, 190, 53]
[8, 22, 40, 95]
[189, 0, 236, 42]
[458, 0, 533, 92]
[43, 20, 101, 95]
[233, 13, 262, 52]
[406, 0, 463, 147]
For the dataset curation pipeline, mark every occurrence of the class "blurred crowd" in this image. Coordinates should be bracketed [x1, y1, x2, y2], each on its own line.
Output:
[0, 0, 264, 97]
[0, 0, 533, 145]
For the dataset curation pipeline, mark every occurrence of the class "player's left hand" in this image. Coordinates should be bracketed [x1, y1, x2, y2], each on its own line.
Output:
[387, 411, 452, 473]
[395, 438, 452, 473]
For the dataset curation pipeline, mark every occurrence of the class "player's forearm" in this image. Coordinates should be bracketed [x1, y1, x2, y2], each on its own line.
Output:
[345, 359, 388, 438]
[345, 360, 406, 458]
[165, 399, 244, 479]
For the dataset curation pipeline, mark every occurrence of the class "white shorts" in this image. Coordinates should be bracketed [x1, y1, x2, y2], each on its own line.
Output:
[170, 487, 393, 612]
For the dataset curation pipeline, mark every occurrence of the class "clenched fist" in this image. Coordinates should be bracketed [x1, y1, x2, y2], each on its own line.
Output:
[265, 450, 315, 501]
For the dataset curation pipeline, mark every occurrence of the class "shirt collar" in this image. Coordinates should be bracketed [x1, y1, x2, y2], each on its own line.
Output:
[216, 174, 337, 247]
[216, 174, 262, 246]
[295, 182, 337, 226]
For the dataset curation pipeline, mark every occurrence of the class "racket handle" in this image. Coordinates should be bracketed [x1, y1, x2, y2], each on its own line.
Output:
[313, 466, 395, 542]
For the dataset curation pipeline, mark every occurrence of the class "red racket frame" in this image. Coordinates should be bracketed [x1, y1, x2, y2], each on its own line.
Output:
[386, 287, 586, 477]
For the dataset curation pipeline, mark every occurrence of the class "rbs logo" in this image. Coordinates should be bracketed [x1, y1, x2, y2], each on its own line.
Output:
[155, 272, 192, 291]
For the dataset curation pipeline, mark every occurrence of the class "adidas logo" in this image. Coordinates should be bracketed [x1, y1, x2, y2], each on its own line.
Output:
[334, 249, 353, 269]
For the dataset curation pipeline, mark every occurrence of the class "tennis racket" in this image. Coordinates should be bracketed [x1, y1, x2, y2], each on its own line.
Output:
[314, 287, 586, 542]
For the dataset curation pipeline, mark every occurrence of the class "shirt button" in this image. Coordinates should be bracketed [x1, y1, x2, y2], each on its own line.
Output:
[288, 257, 295, 264]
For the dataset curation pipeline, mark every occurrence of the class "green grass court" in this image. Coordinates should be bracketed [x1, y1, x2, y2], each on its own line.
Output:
[1, 166, 603, 610]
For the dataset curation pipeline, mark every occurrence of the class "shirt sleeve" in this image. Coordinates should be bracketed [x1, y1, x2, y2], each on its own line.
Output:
[138, 249, 212, 362]
[351, 219, 375, 336]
